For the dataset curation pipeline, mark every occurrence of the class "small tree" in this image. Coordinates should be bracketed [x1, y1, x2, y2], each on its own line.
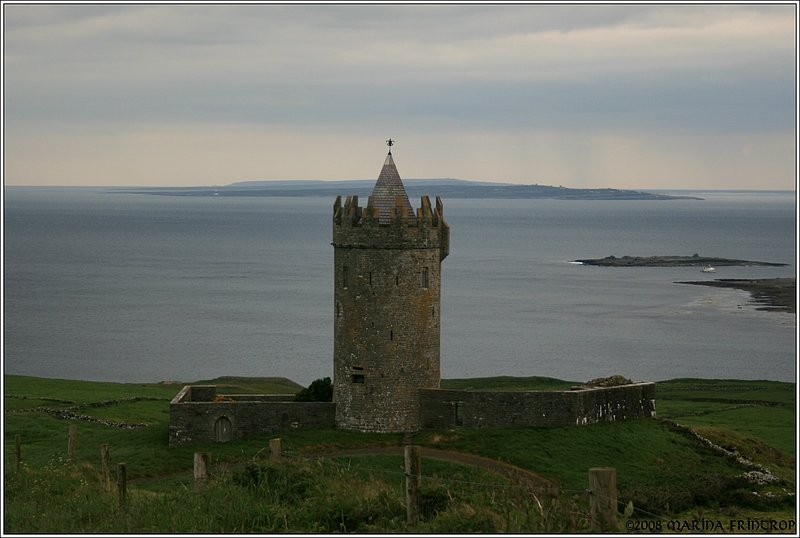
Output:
[295, 377, 333, 402]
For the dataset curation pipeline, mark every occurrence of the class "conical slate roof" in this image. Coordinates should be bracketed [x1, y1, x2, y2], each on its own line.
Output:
[370, 152, 414, 223]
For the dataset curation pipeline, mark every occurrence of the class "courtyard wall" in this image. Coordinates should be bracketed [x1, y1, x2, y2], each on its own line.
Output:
[418, 382, 656, 429]
[170, 382, 655, 445]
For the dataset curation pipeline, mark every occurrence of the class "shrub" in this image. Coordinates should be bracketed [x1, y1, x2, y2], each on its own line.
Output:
[420, 482, 451, 518]
[421, 502, 505, 533]
[295, 377, 333, 402]
[231, 461, 316, 506]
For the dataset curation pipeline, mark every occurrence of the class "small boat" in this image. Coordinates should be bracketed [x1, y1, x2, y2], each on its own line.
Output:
[701, 265, 716, 273]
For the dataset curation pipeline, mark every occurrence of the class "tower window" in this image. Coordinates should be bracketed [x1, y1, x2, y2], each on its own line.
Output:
[368, 271, 372, 286]
[343, 265, 349, 288]
[351, 366, 364, 384]
[390, 330, 394, 341]
[421, 267, 429, 288]
[395, 274, 399, 286]
[336, 302, 341, 318]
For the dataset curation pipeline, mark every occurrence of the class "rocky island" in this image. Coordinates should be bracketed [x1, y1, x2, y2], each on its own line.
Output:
[573, 255, 787, 267]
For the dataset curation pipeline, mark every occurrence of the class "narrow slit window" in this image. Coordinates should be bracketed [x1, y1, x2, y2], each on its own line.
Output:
[421, 267, 429, 288]
[368, 271, 372, 286]
[395, 274, 399, 286]
[351, 366, 364, 384]
[390, 330, 394, 341]
[336, 302, 341, 318]
[342, 265, 349, 288]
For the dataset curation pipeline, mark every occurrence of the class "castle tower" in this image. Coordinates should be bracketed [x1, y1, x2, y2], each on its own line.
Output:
[332, 147, 449, 432]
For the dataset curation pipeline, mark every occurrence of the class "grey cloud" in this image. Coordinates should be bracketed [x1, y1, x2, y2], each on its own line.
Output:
[5, 51, 793, 136]
[3, 3, 795, 187]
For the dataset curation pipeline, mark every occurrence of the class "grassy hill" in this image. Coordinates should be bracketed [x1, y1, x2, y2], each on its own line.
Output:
[4, 375, 796, 533]
[440, 375, 577, 391]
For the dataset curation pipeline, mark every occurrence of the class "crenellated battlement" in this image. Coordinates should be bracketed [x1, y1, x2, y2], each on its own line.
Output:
[333, 193, 445, 227]
[333, 193, 450, 259]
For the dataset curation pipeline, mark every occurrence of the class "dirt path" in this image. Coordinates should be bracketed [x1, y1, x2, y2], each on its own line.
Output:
[307, 446, 553, 491]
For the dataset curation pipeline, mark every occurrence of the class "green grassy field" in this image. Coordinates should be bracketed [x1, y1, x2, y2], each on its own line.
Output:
[4, 374, 796, 533]
[655, 378, 796, 482]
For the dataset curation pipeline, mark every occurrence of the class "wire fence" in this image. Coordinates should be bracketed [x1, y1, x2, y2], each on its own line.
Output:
[288, 449, 704, 529]
[19, 425, 784, 533]
[278, 450, 618, 530]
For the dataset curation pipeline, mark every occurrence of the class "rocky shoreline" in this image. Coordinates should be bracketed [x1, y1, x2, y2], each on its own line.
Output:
[677, 278, 796, 314]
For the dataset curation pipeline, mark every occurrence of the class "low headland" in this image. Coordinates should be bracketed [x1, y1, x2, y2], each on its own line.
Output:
[118, 179, 703, 201]
[678, 278, 796, 314]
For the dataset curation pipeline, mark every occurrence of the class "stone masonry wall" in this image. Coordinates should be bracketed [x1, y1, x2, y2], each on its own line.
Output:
[418, 383, 656, 429]
[332, 194, 449, 433]
[169, 386, 335, 446]
[333, 246, 442, 432]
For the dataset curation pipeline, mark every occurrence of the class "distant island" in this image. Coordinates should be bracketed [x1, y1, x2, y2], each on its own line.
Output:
[573, 255, 788, 267]
[120, 179, 702, 201]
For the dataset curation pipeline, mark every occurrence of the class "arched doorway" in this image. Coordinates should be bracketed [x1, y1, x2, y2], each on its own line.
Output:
[214, 416, 231, 442]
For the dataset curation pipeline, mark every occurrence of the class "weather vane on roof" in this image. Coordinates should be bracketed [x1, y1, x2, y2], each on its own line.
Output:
[386, 138, 395, 154]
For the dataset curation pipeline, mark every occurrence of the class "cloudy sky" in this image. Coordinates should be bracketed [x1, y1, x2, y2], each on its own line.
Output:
[3, 3, 796, 189]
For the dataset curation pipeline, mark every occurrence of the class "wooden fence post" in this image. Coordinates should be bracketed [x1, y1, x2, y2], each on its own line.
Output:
[101, 444, 110, 488]
[589, 467, 618, 531]
[269, 438, 281, 463]
[117, 463, 127, 510]
[67, 423, 77, 463]
[15, 434, 21, 472]
[404, 445, 422, 526]
[194, 452, 210, 491]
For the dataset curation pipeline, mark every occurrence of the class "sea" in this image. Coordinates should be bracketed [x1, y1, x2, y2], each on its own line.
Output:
[3, 187, 797, 387]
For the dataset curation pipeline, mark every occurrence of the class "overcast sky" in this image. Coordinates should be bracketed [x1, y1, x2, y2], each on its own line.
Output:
[3, 3, 796, 189]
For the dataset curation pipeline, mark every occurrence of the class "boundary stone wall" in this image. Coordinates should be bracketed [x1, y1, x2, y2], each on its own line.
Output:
[418, 382, 656, 429]
[169, 386, 335, 446]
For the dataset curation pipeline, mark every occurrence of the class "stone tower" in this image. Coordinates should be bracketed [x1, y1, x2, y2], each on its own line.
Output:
[332, 148, 449, 432]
